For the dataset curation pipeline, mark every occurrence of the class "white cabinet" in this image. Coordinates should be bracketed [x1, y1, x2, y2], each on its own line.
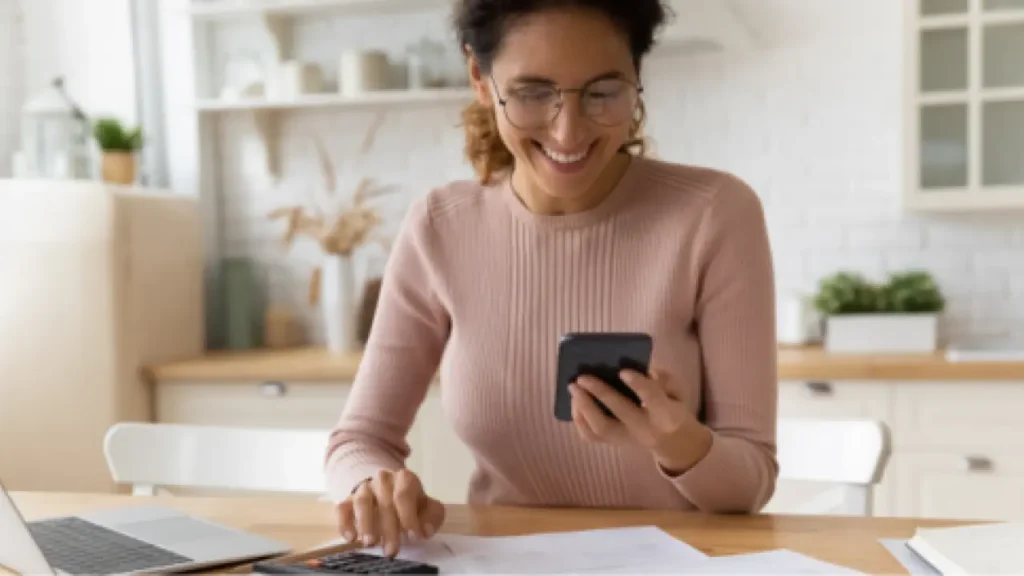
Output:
[904, 0, 1024, 211]
[155, 380, 350, 429]
[777, 379, 1024, 521]
[154, 380, 477, 504]
[892, 447, 1024, 521]
[155, 376, 1024, 521]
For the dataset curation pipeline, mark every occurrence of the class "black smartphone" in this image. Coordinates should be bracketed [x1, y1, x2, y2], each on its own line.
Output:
[554, 332, 653, 422]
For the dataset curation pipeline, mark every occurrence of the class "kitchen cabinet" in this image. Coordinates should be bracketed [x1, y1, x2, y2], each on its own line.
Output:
[148, 346, 1024, 521]
[156, 377, 1024, 521]
[774, 379, 1024, 521]
[904, 0, 1024, 211]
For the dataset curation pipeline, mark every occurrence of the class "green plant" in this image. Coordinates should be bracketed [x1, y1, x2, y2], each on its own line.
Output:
[813, 269, 945, 315]
[92, 117, 143, 152]
[881, 270, 945, 313]
[813, 272, 883, 315]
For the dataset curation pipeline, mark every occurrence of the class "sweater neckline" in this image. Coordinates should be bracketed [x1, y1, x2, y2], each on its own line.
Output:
[498, 154, 645, 230]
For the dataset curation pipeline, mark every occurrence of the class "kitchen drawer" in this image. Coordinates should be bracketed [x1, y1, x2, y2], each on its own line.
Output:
[891, 447, 1024, 521]
[155, 380, 350, 430]
[778, 381, 892, 423]
[894, 382, 1024, 449]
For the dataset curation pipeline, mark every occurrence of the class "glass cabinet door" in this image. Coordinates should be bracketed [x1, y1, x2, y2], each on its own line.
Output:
[981, 7, 1024, 187]
[921, 0, 969, 15]
[909, 0, 1024, 208]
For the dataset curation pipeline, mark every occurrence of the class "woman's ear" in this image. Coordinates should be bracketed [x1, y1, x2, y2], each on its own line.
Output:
[465, 48, 492, 107]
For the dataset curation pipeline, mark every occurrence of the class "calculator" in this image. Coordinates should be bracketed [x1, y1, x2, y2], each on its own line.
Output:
[252, 551, 440, 574]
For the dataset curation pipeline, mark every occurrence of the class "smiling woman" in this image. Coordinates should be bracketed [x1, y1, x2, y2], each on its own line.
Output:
[324, 0, 780, 559]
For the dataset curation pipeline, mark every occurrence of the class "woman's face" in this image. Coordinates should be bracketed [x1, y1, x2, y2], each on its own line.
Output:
[470, 8, 640, 206]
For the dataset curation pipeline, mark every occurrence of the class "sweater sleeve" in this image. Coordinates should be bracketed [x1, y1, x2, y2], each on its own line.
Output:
[660, 174, 780, 513]
[324, 195, 450, 502]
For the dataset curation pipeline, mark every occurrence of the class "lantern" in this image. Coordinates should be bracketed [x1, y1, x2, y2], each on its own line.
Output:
[17, 77, 91, 179]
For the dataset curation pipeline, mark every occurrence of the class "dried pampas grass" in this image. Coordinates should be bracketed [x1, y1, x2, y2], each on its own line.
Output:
[270, 113, 398, 255]
[268, 112, 400, 304]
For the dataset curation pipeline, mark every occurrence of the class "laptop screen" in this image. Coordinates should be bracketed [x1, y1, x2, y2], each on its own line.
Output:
[0, 479, 55, 575]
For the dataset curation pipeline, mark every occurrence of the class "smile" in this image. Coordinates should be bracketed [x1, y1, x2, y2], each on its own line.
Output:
[540, 144, 591, 165]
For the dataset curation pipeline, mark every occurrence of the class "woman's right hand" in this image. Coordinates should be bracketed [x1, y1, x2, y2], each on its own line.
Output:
[337, 468, 446, 557]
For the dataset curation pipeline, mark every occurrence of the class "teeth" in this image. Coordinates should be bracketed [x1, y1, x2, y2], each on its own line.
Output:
[542, 146, 588, 164]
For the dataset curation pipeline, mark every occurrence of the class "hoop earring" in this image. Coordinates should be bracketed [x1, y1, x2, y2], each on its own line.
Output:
[620, 100, 648, 155]
[630, 100, 647, 140]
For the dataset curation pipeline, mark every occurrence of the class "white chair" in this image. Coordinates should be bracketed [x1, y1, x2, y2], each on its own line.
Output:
[772, 418, 891, 516]
[103, 422, 331, 496]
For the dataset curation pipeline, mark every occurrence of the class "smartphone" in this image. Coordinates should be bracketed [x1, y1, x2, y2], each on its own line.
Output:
[554, 332, 653, 422]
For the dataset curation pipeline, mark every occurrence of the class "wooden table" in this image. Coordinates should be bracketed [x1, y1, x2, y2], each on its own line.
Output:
[8, 492, 965, 574]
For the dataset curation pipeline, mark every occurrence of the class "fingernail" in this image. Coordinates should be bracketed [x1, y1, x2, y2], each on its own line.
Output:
[407, 530, 418, 542]
[423, 524, 434, 538]
[344, 529, 355, 541]
[363, 534, 373, 546]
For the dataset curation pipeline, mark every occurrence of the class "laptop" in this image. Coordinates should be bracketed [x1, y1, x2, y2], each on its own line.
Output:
[0, 479, 292, 575]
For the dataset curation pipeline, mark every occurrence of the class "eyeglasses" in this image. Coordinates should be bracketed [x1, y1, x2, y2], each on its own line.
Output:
[490, 76, 643, 130]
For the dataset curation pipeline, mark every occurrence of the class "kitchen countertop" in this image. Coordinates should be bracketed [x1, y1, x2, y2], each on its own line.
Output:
[143, 344, 1024, 383]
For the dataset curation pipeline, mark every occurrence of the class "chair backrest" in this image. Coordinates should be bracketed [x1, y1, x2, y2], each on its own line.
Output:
[775, 418, 891, 516]
[103, 422, 331, 496]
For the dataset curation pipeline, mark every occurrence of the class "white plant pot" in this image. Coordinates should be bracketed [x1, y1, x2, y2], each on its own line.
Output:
[321, 254, 358, 354]
[825, 313, 939, 354]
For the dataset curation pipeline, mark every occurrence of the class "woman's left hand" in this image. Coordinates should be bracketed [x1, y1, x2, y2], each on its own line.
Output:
[569, 369, 714, 474]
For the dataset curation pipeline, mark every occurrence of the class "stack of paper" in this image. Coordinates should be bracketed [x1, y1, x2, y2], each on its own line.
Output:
[341, 526, 865, 574]
[905, 522, 1024, 574]
[879, 539, 938, 575]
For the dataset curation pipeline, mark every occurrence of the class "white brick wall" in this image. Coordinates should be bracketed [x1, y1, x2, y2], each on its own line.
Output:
[216, 0, 1024, 346]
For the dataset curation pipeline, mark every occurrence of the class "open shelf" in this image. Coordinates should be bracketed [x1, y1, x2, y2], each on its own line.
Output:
[189, 0, 455, 19]
[196, 86, 474, 181]
[195, 87, 474, 112]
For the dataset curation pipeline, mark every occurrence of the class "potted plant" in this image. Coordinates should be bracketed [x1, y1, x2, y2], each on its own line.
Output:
[813, 270, 945, 354]
[92, 117, 143, 185]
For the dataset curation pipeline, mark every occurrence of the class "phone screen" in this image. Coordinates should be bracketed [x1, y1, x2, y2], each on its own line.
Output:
[554, 332, 653, 422]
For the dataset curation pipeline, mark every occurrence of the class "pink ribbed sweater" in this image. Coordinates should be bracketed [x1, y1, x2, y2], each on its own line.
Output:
[325, 156, 779, 514]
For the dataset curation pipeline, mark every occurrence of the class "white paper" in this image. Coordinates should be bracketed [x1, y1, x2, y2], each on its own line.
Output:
[879, 538, 940, 575]
[685, 549, 865, 575]
[327, 526, 708, 574]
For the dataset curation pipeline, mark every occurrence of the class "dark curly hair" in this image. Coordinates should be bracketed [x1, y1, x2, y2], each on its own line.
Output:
[454, 0, 670, 183]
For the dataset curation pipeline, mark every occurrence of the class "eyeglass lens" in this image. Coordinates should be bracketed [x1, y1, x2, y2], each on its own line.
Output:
[501, 79, 639, 129]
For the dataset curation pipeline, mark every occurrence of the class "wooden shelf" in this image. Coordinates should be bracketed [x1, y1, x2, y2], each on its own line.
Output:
[195, 87, 473, 180]
[189, 0, 454, 20]
[195, 87, 474, 112]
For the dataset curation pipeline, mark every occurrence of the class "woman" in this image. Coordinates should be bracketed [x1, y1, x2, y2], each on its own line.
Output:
[325, 0, 779, 557]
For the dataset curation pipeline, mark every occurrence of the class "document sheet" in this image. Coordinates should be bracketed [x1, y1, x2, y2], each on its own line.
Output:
[367, 526, 708, 574]
[688, 549, 865, 574]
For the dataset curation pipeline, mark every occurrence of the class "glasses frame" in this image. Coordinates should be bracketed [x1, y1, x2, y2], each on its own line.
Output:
[489, 76, 644, 130]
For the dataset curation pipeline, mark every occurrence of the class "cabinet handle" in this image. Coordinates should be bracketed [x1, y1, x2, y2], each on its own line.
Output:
[962, 455, 993, 472]
[260, 381, 288, 397]
[805, 381, 834, 396]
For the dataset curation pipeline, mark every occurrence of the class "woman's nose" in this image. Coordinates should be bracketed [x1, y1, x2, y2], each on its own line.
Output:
[548, 96, 586, 147]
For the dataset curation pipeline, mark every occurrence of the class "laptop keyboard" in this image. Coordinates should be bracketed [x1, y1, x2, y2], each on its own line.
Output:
[27, 516, 192, 574]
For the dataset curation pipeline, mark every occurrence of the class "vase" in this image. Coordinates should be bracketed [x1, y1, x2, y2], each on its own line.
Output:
[321, 253, 358, 354]
[220, 257, 263, 350]
[101, 151, 136, 185]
